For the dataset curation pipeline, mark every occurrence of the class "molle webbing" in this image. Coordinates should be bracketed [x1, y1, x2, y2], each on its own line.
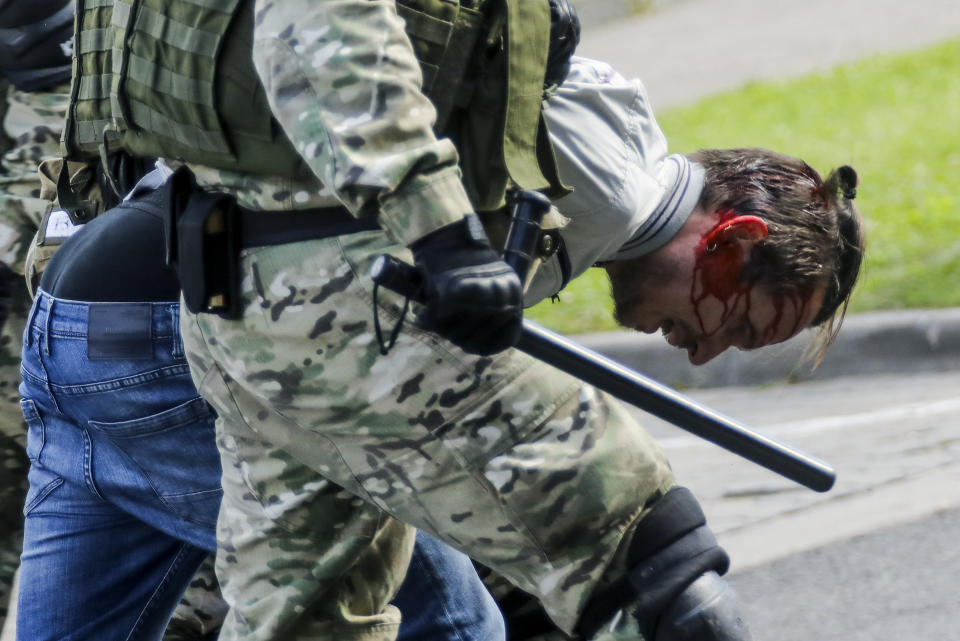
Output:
[397, 0, 488, 134]
[65, 0, 565, 208]
[67, 0, 307, 176]
[105, 0, 236, 156]
[398, 0, 567, 210]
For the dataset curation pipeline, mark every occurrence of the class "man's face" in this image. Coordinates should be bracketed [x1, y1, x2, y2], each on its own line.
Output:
[605, 213, 825, 365]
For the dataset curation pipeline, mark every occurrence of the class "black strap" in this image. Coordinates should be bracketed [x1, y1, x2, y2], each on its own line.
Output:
[237, 206, 381, 250]
[574, 487, 722, 640]
[55, 160, 97, 224]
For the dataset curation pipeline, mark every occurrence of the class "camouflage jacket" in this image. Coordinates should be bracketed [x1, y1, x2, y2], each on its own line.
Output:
[186, 0, 475, 247]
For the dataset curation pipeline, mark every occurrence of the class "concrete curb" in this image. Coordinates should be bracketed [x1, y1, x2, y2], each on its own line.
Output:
[575, 308, 960, 388]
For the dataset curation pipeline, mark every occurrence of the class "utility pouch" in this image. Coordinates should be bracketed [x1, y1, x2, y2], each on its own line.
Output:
[25, 159, 103, 297]
[176, 189, 242, 320]
[33, 159, 95, 249]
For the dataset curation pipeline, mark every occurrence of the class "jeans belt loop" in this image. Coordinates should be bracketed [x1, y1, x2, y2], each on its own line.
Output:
[42, 296, 55, 356]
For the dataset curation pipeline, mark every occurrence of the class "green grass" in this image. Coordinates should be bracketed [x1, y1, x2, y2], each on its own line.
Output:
[528, 38, 960, 334]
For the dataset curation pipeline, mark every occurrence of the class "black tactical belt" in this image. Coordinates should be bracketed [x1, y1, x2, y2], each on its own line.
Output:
[174, 184, 383, 320]
[236, 205, 381, 250]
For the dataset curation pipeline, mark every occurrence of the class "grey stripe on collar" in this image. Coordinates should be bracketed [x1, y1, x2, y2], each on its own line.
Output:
[614, 155, 704, 260]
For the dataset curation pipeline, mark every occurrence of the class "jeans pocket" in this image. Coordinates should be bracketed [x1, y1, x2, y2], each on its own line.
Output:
[23, 465, 64, 516]
[21, 399, 45, 463]
[88, 396, 223, 528]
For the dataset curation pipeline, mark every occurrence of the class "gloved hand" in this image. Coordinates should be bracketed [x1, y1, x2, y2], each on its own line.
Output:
[411, 214, 523, 355]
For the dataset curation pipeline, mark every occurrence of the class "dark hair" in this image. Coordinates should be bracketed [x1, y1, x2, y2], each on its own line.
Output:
[688, 148, 865, 362]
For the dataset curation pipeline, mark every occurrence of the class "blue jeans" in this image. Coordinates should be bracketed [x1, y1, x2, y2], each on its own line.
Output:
[18, 292, 504, 641]
[396, 531, 506, 641]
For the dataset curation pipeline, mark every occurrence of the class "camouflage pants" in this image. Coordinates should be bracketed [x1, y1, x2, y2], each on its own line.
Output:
[0, 309, 27, 633]
[163, 555, 230, 641]
[0, 84, 68, 632]
[0, 425, 26, 632]
[182, 230, 676, 640]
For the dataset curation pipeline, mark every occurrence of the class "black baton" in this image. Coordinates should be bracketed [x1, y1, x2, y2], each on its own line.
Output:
[370, 252, 835, 493]
[373, 189, 836, 492]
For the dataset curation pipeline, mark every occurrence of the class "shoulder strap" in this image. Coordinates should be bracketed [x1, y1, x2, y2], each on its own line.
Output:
[502, 0, 551, 191]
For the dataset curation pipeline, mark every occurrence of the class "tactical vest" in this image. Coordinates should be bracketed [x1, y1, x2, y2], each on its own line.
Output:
[63, 0, 568, 212]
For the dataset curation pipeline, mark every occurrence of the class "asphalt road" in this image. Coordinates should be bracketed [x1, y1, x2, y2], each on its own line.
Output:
[626, 369, 960, 637]
[731, 506, 960, 641]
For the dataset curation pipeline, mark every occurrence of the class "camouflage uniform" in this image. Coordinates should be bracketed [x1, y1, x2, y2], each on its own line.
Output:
[183, 231, 676, 641]
[159, 556, 229, 641]
[0, 82, 68, 629]
[0, 82, 67, 385]
[177, 2, 675, 639]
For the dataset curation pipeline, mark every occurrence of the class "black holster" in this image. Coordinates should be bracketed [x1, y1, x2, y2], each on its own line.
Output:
[164, 169, 243, 320]
[163, 166, 380, 321]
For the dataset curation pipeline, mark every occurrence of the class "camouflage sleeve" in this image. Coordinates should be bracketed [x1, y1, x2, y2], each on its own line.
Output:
[251, 0, 474, 246]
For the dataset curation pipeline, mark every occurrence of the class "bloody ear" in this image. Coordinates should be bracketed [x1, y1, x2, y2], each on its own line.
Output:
[704, 215, 769, 248]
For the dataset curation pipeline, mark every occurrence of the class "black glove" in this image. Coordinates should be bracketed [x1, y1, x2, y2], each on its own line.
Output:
[411, 214, 523, 355]
[545, 0, 581, 88]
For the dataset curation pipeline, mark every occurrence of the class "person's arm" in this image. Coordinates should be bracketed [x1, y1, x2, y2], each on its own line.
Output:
[252, 1, 522, 356]
[250, 0, 473, 246]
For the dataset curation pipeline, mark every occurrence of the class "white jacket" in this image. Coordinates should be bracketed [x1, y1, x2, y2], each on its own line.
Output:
[527, 56, 704, 304]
